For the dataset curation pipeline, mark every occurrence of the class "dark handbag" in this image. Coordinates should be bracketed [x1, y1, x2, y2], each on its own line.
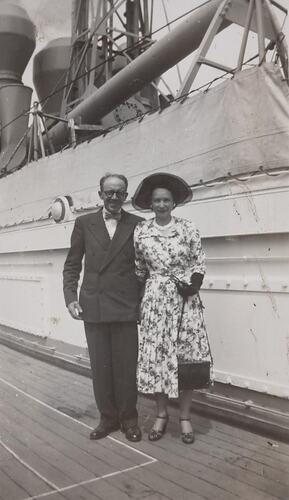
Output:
[178, 359, 211, 390]
[177, 296, 212, 391]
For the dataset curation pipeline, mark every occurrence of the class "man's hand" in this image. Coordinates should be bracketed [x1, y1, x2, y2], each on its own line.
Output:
[68, 301, 83, 320]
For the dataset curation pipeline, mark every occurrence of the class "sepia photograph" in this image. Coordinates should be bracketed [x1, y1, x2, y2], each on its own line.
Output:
[0, 0, 289, 498]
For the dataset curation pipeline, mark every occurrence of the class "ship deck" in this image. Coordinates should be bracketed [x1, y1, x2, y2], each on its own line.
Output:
[1, 344, 289, 500]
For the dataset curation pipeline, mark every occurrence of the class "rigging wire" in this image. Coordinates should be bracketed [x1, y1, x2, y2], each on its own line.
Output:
[0, 47, 268, 172]
[0, 2, 211, 135]
[270, 9, 288, 63]
[85, 50, 263, 139]
[0, 0, 286, 151]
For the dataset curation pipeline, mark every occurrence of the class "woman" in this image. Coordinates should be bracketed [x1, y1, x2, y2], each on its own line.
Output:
[132, 173, 212, 444]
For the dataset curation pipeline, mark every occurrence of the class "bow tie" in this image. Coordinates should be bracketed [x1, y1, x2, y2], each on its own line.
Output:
[104, 211, 121, 221]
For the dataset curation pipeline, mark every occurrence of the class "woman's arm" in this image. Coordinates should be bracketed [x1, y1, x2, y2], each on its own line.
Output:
[187, 225, 206, 295]
[190, 226, 206, 276]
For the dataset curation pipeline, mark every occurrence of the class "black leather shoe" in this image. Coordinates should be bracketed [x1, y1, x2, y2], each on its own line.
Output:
[90, 421, 119, 440]
[122, 425, 142, 442]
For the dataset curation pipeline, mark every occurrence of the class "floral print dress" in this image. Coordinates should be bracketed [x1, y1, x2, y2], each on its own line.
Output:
[134, 216, 211, 398]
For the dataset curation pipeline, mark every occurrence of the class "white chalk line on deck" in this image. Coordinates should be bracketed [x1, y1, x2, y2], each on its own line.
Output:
[0, 439, 58, 491]
[0, 375, 157, 499]
[21, 460, 154, 500]
[0, 375, 156, 461]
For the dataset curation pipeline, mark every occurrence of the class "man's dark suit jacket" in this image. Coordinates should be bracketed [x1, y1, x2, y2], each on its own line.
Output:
[63, 209, 143, 323]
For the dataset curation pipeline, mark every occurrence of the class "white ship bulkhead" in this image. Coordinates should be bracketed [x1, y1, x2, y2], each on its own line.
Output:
[0, 62, 288, 401]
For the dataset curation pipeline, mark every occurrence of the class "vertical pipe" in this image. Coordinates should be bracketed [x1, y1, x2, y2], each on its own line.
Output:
[102, 0, 109, 82]
[107, 0, 114, 79]
[264, 0, 288, 80]
[40, 114, 55, 155]
[126, 0, 140, 58]
[37, 115, 45, 158]
[88, 0, 103, 88]
[32, 103, 38, 161]
[143, 0, 149, 36]
[236, 0, 255, 72]
[255, 0, 266, 63]
[149, 0, 154, 35]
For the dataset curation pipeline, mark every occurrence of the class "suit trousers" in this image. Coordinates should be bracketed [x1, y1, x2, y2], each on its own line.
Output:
[84, 321, 138, 428]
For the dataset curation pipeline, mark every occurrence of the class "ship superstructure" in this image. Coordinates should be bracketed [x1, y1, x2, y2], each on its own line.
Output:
[0, 0, 288, 419]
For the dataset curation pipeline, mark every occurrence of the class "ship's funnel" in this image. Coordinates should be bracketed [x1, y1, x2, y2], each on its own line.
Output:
[0, 2, 36, 82]
[0, 84, 32, 172]
[33, 38, 71, 116]
[0, 3, 35, 173]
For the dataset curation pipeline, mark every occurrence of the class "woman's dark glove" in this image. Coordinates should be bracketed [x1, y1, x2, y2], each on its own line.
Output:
[174, 273, 204, 298]
[190, 272, 204, 293]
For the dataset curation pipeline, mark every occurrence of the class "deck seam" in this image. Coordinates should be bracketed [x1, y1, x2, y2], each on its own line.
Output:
[0, 375, 156, 462]
[0, 375, 158, 500]
[0, 439, 58, 493]
[21, 461, 155, 500]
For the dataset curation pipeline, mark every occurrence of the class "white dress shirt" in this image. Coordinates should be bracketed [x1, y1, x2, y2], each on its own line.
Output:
[103, 208, 121, 239]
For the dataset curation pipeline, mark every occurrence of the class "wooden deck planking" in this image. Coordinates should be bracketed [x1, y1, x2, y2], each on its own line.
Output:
[139, 397, 289, 487]
[0, 392, 139, 475]
[137, 430, 288, 500]
[0, 457, 55, 499]
[0, 468, 36, 500]
[140, 395, 289, 460]
[132, 441, 281, 500]
[0, 365, 158, 499]
[110, 464, 207, 500]
[12, 356, 288, 466]
[0, 394, 99, 486]
[0, 444, 14, 462]
[100, 474, 170, 500]
[0, 426, 76, 490]
[0, 350, 286, 454]
[0, 345, 285, 457]
[140, 395, 289, 469]
[0, 385, 152, 488]
[1, 344, 289, 500]
[0, 382, 149, 469]
[80, 477, 154, 500]
[0, 419, 150, 500]
[4, 347, 288, 468]
[140, 400, 289, 486]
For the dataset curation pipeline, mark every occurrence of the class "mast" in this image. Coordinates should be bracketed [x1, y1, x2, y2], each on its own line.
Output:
[61, 0, 90, 115]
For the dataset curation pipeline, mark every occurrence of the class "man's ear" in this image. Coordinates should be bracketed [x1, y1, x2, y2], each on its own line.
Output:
[98, 190, 103, 200]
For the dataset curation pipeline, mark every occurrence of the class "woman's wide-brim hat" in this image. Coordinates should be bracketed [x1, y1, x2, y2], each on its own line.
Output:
[132, 172, 192, 211]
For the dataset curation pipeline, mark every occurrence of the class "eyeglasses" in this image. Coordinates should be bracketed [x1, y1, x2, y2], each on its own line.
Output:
[102, 190, 127, 199]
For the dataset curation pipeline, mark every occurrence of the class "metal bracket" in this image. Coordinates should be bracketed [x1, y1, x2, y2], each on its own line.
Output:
[177, 0, 289, 97]
[177, 0, 232, 98]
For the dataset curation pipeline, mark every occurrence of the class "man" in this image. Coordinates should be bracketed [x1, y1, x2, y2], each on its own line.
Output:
[63, 173, 143, 442]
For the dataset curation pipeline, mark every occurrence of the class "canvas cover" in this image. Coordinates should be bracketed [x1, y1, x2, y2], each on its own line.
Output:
[1, 63, 289, 227]
[125, 62, 289, 189]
